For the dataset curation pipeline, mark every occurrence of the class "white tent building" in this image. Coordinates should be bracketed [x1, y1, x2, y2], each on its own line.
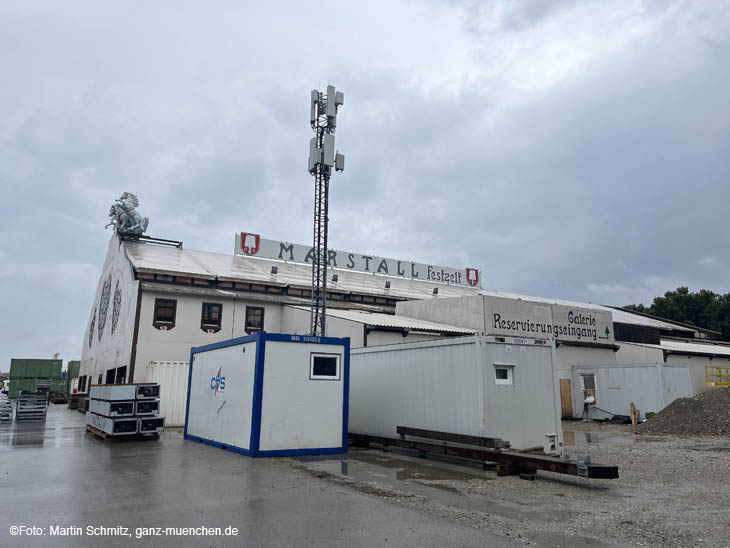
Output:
[80, 232, 730, 422]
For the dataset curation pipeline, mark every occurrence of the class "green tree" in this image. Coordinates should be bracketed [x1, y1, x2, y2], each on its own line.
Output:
[625, 287, 730, 341]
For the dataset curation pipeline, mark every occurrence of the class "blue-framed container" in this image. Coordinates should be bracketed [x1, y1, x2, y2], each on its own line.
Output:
[184, 332, 350, 457]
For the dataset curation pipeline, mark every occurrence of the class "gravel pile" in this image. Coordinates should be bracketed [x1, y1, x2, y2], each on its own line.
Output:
[638, 387, 730, 436]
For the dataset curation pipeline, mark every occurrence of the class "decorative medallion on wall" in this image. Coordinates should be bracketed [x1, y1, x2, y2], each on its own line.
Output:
[98, 274, 112, 341]
[88, 309, 96, 349]
[111, 281, 122, 335]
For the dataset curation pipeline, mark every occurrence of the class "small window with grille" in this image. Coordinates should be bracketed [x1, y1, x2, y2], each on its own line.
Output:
[245, 306, 265, 333]
[153, 298, 177, 330]
[201, 302, 223, 333]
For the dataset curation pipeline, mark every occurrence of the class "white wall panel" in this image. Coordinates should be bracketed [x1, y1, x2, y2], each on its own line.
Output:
[146, 361, 189, 427]
[186, 341, 256, 449]
[258, 341, 345, 451]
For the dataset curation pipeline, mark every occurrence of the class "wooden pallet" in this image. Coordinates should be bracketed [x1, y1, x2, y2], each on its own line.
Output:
[85, 424, 159, 442]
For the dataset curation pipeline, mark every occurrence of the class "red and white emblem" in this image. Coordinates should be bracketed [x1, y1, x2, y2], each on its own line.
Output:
[240, 233, 260, 255]
[466, 268, 479, 287]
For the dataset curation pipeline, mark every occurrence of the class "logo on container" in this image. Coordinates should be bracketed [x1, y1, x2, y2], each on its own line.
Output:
[210, 366, 226, 394]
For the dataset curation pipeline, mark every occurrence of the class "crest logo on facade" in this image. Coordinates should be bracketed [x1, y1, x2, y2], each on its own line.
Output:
[466, 268, 479, 287]
[240, 233, 260, 255]
[210, 366, 226, 394]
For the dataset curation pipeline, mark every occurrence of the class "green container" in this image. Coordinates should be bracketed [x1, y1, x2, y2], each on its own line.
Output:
[65, 360, 80, 391]
[8, 378, 38, 398]
[10, 359, 62, 379]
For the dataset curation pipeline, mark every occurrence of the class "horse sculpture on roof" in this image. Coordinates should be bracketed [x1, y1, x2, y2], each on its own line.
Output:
[106, 192, 149, 234]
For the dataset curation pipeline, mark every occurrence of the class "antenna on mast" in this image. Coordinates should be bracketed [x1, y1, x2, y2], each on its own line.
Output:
[307, 85, 345, 336]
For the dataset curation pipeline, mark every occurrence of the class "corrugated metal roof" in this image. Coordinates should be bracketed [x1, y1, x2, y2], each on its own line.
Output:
[124, 242, 480, 300]
[287, 306, 476, 335]
[660, 339, 730, 357]
[627, 339, 730, 357]
[125, 243, 216, 279]
[123, 241, 696, 334]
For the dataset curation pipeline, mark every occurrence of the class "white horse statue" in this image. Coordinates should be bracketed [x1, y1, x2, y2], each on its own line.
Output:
[106, 192, 149, 234]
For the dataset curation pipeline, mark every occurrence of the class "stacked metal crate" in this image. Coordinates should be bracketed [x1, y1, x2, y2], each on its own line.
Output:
[86, 383, 165, 438]
[0, 396, 12, 422]
[14, 391, 49, 421]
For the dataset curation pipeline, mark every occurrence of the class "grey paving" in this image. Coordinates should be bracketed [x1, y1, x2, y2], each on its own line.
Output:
[0, 404, 520, 548]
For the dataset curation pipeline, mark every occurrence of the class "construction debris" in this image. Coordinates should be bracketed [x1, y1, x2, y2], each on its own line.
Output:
[637, 387, 730, 436]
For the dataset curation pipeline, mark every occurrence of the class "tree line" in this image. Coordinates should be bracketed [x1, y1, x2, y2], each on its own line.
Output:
[624, 287, 730, 340]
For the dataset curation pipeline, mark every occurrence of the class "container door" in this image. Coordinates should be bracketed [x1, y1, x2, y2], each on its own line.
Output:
[560, 379, 573, 418]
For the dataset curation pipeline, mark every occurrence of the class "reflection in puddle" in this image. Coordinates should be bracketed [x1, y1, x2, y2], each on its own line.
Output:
[530, 530, 624, 548]
[298, 450, 573, 522]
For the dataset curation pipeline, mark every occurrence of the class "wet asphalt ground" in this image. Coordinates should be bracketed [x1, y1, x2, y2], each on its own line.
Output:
[0, 402, 521, 548]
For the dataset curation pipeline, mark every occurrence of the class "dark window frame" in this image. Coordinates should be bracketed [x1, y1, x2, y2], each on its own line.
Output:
[115, 366, 127, 384]
[309, 352, 341, 381]
[245, 306, 265, 334]
[201, 302, 223, 333]
[153, 298, 177, 330]
[106, 369, 115, 384]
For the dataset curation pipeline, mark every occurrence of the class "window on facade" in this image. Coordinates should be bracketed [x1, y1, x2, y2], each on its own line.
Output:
[245, 306, 264, 333]
[310, 353, 340, 380]
[106, 369, 116, 384]
[581, 374, 596, 391]
[79, 375, 86, 393]
[494, 364, 514, 386]
[116, 366, 127, 384]
[153, 298, 177, 330]
[201, 302, 223, 333]
[97, 374, 103, 384]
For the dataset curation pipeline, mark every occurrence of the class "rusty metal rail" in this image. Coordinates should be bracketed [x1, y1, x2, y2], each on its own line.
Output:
[350, 428, 619, 480]
[397, 426, 510, 449]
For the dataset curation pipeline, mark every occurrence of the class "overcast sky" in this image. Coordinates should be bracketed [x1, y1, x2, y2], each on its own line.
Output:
[1, 1, 729, 368]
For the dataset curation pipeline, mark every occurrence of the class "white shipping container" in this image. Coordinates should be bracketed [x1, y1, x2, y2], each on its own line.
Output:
[146, 361, 188, 426]
[571, 363, 692, 421]
[350, 335, 562, 452]
[185, 332, 350, 457]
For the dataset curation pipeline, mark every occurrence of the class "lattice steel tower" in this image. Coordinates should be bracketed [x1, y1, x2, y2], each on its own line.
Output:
[308, 85, 345, 336]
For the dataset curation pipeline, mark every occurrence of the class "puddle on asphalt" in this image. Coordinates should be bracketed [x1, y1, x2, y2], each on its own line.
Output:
[563, 430, 642, 446]
[297, 449, 571, 522]
[529, 530, 625, 548]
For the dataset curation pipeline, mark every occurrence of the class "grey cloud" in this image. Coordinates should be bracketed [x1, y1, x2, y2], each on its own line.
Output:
[1, 1, 729, 369]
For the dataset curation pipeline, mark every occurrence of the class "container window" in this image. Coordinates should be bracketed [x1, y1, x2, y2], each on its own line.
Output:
[153, 298, 177, 330]
[581, 374, 596, 391]
[494, 364, 514, 386]
[201, 302, 223, 332]
[245, 306, 265, 333]
[310, 353, 341, 380]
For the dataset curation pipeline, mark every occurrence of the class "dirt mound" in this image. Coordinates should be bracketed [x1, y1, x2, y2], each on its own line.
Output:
[637, 387, 730, 436]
